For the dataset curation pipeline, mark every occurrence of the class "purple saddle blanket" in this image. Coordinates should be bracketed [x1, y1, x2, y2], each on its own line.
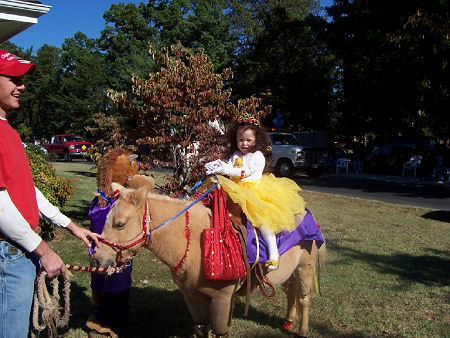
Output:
[246, 209, 324, 264]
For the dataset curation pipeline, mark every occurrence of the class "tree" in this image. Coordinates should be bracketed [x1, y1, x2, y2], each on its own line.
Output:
[109, 43, 270, 193]
[99, 0, 238, 94]
[232, 3, 337, 131]
[99, 2, 159, 92]
[327, 0, 449, 138]
[146, 0, 237, 71]
[23, 45, 62, 140]
[85, 112, 126, 162]
[229, 0, 322, 52]
[50, 32, 109, 136]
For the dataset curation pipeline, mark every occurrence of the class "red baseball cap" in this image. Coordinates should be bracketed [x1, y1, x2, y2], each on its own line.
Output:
[0, 49, 36, 77]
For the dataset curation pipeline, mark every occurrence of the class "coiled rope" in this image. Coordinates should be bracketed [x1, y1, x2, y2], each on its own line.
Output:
[31, 262, 130, 337]
[31, 270, 71, 338]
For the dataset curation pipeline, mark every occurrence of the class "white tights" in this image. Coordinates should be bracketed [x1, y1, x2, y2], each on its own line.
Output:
[259, 226, 279, 262]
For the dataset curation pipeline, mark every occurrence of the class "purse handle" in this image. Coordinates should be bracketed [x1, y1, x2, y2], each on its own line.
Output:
[212, 187, 232, 234]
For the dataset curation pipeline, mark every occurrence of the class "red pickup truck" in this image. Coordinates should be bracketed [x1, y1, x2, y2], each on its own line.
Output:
[44, 134, 94, 161]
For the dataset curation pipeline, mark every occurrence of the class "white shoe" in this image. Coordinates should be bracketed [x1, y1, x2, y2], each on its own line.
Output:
[265, 260, 279, 270]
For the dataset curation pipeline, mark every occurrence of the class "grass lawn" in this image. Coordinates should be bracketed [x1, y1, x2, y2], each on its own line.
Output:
[44, 161, 449, 337]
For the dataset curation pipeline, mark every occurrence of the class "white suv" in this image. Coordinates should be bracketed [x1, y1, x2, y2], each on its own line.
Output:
[267, 132, 327, 177]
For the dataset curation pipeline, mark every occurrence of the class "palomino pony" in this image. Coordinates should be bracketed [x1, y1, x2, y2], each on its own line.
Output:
[90, 183, 323, 337]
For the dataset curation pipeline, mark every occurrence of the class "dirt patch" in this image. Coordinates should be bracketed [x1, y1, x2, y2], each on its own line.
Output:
[52, 227, 67, 241]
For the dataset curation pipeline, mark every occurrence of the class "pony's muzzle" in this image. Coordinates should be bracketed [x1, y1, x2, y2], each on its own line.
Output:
[90, 246, 117, 269]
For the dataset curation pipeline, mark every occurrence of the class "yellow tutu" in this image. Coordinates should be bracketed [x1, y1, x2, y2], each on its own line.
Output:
[217, 173, 306, 233]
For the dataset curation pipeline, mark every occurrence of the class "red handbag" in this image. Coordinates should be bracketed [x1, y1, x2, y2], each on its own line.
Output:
[202, 187, 246, 281]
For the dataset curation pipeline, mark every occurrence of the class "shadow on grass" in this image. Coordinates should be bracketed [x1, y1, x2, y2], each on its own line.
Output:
[60, 279, 375, 338]
[36, 284, 193, 337]
[421, 210, 450, 223]
[327, 240, 450, 286]
[311, 323, 369, 338]
[117, 286, 192, 337]
[234, 302, 299, 337]
[234, 301, 369, 338]
[64, 202, 93, 222]
[64, 170, 96, 178]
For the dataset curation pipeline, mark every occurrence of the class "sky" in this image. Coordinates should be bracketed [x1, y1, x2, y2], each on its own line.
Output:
[10, 0, 334, 52]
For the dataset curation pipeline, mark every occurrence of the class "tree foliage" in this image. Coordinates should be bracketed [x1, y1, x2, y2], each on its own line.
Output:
[109, 43, 270, 192]
[99, 2, 158, 92]
[51, 32, 110, 135]
[232, 2, 337, 131]
[84, 112, 127, 163]
[327, 0, 449, 138]
[145, 0, 238, 71]
[229, 0, 321, 50]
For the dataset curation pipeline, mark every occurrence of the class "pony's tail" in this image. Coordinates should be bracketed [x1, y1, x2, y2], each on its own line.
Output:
[318, 242, 326, 269]
[313, 242, 326, 296]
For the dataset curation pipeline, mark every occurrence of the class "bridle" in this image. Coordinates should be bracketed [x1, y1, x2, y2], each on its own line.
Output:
[99, 200, 150, 263]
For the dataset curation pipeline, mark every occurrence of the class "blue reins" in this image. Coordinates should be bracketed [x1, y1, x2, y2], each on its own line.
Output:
[150, 175, 219, 233]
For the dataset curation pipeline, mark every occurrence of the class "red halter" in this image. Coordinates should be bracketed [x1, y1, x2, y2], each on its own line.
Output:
[99, 201, 150, 262]
[98, 198, 192, 274]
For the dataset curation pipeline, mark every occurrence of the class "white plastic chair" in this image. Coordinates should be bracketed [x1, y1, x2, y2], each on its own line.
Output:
[336, 158, 350, 174]
[402, 155, 422, 178]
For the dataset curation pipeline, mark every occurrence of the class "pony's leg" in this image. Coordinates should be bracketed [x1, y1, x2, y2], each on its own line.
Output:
[181, 293, 210, 337]
[283, 275, 300, 327]
[294, 240, 317, 337]
[209, 293, 234, 336]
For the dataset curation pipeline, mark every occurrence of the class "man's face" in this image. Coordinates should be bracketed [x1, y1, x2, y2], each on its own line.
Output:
[0, 75, 24, 117]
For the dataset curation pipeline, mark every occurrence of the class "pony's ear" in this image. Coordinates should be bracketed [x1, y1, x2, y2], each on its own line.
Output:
[130, 186, 150, 206]
[126, 174, 155, 190]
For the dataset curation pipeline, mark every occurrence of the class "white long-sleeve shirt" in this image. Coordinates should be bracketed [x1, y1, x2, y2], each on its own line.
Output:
[228, 150, 265, 181]
[0, 187, 70, 252]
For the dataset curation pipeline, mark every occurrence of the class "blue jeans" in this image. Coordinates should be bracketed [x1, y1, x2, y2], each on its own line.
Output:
[0, 241, 38, 337]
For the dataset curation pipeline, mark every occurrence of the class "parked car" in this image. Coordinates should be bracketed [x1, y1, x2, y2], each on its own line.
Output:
[267, 132, 328, 177]
[43, 134, 94, 161]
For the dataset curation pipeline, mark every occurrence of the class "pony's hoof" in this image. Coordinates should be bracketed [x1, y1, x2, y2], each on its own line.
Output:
[281, 320, 296, 331]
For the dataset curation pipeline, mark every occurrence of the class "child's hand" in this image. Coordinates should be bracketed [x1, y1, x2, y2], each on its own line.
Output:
[216, 160, 245, 177]
[205, 160, 222, 175]
[206, 160, 232, 176]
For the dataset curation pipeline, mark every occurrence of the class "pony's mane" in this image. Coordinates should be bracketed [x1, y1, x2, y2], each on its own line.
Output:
[147, 191, 210, 214]
[97, 148, 137, 206]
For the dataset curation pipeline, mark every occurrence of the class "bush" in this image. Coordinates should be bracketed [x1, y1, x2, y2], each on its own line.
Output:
[25, 145, 74, 240]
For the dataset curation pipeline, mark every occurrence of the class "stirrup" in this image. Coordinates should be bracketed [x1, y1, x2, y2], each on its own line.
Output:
[265, 260, 279, 270]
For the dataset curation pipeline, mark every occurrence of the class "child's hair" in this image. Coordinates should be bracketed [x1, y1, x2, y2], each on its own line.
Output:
[225, 122, 273, 173]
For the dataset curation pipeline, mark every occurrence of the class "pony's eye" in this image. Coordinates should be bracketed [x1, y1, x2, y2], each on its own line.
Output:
[113, 221, 126, 229]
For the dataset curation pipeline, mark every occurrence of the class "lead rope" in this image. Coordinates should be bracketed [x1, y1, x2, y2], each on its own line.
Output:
[31, 262, 130, 337]
[31, 270, 71, 338]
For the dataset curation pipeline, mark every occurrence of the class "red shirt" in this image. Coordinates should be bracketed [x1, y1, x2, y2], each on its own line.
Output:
[0, 119, 39, 229]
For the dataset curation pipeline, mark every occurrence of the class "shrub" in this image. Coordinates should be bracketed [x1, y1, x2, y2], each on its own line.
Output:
[25, 145, 74, 239]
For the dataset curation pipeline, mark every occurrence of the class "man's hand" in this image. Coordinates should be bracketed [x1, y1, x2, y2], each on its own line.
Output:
[33, 240, 65, 278]
[66, 222, 104, 247]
